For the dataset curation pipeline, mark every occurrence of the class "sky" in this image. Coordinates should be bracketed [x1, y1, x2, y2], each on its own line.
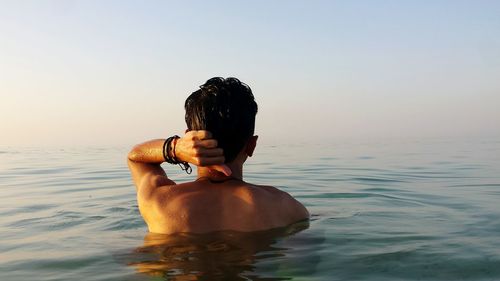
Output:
[1, 0, 499, 146]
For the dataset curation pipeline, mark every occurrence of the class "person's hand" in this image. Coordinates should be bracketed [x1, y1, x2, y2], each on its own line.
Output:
[174, 130, 232, 176]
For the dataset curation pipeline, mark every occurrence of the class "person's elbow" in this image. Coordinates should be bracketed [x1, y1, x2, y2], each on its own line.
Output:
[127, 145, 141, 162]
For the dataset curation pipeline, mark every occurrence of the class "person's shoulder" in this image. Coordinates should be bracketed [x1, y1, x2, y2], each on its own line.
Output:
[250, 183, 309, 219]
[250, 183, 293, 199]
[136, 174, 175, 205]
[250, 185, 309, 212]
[139, 178, 207, 208]
[140, 180, 205, 218]
[250, 183, 284, 195]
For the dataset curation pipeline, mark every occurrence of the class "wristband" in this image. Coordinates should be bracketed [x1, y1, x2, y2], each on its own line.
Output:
[163, 136, 178, 164]
[163, 135, 192, 174]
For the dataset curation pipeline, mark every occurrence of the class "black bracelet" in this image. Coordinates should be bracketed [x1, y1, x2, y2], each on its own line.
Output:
[163, 135, 192, 174]
[163, 136, 178, 164]
[178, 162, 192, 174]
[162, 137, 169, 162]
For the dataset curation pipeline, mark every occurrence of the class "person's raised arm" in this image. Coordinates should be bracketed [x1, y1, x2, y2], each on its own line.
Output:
[127, 130, 230, 192]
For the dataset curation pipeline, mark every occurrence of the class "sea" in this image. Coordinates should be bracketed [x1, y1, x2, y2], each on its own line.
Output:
[1, 138, 499, 281]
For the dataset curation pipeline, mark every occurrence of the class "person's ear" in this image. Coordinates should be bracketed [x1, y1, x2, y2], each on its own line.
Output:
[245, 135, 258, 157]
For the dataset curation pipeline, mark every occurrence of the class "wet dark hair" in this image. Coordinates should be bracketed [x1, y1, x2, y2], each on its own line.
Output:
[185, 77, 258, 163]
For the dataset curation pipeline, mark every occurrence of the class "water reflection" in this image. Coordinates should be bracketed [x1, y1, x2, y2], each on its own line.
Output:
[127, 221, 310, 280]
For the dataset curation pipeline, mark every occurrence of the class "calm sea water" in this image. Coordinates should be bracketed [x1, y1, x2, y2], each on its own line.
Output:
[1, 138, 499, 281]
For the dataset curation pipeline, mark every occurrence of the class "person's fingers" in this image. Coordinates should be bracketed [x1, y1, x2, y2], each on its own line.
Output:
[192, 130, 212, 140]
[208, 164, 232, 177]
[198, 139, 218, 148]
[196, 147, 223, 157]
[197, 156, 225, 166]
[184, 130, 195, 139]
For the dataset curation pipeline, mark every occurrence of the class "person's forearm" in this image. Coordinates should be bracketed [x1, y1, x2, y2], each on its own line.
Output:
[128, 131, 230, 176]
[128, 139, 166, 164]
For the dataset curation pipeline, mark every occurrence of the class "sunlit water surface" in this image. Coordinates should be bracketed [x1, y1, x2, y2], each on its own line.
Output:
[1, 139, 499, 280]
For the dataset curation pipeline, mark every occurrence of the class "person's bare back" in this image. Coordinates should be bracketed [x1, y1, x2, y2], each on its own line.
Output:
[128, 77, 309, 234]
[136, 179, 308, 234]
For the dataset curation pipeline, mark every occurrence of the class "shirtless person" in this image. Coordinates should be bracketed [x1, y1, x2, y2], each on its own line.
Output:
[127, 77, 309, 234]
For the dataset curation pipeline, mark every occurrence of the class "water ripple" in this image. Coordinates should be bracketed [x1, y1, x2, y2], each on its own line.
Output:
[1, 141, 500, 280]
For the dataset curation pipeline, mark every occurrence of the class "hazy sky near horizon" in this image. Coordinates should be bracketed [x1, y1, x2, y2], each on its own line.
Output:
[1, 0, 499, 146]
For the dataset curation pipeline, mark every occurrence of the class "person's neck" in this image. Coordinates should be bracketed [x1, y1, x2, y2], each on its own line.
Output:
[197, 163, 243, 181]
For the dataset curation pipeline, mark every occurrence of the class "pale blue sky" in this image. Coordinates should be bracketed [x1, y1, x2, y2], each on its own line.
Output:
[1, 0, 499, 146]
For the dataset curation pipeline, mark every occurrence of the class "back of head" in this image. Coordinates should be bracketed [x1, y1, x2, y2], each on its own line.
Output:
[185, 77, 258, 163]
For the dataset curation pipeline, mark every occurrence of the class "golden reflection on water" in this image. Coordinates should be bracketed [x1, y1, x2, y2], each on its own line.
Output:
[127, 221, 309, 280]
